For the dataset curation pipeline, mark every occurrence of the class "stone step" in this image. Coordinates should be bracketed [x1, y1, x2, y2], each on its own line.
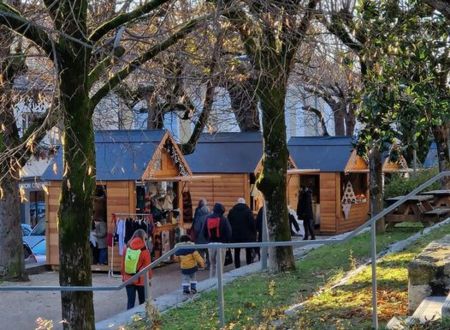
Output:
[441, 292, 450, 318]
[411, 296, 446, 324]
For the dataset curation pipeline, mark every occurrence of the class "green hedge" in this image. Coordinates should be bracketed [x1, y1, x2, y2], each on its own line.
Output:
[384, 168, 440, 200]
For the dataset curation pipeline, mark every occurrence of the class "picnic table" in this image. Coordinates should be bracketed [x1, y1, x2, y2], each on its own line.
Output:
[420, 190, 450, 207]
[384, 194, 449, 226]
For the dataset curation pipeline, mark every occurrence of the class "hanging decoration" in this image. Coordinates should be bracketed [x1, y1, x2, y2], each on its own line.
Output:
[341, 181, 356, 219]
[164, 140, 189, 176]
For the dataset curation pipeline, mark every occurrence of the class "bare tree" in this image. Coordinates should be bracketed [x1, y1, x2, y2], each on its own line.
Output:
[0, 1, 212, 327]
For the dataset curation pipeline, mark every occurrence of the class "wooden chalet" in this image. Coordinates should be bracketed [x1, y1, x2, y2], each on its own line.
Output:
[288, 136, 409, 234]
[184, 132, 263, 213]
[42, 130, 192, 271]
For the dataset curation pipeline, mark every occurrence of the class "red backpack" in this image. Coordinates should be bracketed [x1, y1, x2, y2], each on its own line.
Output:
[206, 217, 221, 239]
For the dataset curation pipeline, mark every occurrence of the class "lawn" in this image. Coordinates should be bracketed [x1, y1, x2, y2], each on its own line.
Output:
[127, 225, 427, 330]
[285, 222, 450, 329]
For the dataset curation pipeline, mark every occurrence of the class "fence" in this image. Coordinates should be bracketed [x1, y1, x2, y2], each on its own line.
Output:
[2, 171, 450, 329]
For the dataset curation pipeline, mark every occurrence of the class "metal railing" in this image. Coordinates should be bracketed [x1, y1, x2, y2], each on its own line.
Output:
[1, 171, 449, 329]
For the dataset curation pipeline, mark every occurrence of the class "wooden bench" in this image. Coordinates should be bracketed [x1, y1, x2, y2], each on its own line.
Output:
[418, 204, 450, 225]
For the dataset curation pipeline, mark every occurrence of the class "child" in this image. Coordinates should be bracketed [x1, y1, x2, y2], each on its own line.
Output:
[174, 235, 205, 294]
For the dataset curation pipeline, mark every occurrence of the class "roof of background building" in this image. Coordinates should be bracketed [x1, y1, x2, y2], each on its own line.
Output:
[184, 132, 263, 173]
[288, 136, 354, 172]
[42, 130, 167, 181]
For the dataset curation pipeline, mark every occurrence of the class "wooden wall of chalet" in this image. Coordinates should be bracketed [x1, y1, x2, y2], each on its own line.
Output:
[287, 172, 370, 234]
[188, 174, 250, 214]
[46, 181, 61, 266]
[46, 180, 135, 270]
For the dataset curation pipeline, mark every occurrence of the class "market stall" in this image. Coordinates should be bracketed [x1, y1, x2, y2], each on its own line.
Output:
[288, 136, 409, 234]
[42, 130, 192, 271]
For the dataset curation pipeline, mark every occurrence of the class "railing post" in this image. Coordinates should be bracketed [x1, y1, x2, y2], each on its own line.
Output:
[144, 269, 150, 303]
[261, 200, 268, 270]
[370, 223, 378, 330]
[217, 247, 225, 328]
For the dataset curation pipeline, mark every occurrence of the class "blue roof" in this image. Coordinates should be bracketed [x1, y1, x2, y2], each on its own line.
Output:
[42, 130, 167, 181]
[184, 132, 263, 173]
[288, 136, 354, 172]
[424, 142, 437, 168]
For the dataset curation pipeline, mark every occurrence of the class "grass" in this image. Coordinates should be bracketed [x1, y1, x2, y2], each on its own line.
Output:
[285, 222, 450, 330]
[127, 226, 422, 330]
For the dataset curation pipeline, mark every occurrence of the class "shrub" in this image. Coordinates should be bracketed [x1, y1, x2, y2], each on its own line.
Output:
[384, 168, 440, 200]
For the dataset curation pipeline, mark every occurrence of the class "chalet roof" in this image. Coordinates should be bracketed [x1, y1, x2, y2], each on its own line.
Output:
[42, 130, 168, 181]
[184, 132, 263, 173]
[288, 136, 354, 172]
[424, 143, 437, 168]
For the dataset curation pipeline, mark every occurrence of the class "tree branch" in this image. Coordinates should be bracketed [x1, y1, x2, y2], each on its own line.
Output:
[89, 0, 171, 43]
[0, 2, 55, 56]
[89, 15, 207, 112]
[423, 0, 450, 21]
[302, 105, 329, 136]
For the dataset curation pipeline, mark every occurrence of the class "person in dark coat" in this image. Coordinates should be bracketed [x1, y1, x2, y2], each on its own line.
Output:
[228, 198, 256, 268]
[192, 198, 210, 269]
[203, 203, 232, 278]
[297, 186, 315, 240]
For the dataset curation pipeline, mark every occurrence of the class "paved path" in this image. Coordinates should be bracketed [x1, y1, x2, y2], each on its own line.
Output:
[0, 252, 251, 330]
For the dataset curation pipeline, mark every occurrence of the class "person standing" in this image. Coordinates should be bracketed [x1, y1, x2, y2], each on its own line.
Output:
[94, 218, 108, 264]
[297, 186, 315, 240]
[228, 198, 256, 268]
[174, 235, 205, 294]
[121, 229, 152, 310]
[192, 198, 210, 269]
[203, 203, 232, 278]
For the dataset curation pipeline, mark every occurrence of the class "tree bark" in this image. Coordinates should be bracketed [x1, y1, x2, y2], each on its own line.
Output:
[0, 173, 25, 280]
[345, 103, 356, 136]
[227, 78, 260, 132]
[432, 124, 450, 188]
[0, 2, 27, 280]
[58, 58, 96, 329]
[369, 146, 385, 233]
[257, 82, 295, 272]
[334, 105, 346, 136]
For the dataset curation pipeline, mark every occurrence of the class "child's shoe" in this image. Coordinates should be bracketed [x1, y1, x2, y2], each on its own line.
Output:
[182, 283, 190, 295]
[190, 281, 197, 294]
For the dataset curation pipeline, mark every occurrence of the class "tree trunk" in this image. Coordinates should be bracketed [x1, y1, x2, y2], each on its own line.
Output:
[257, 83, 295, 272]
[58, 49, 95, 329]
[369, 146, 385, 233]
[334, 105, 346, 136]
[227, 79, 260, 132]
[0, 0, 27, 281]
[345, 103, 356, 136]
[51, 1, 96, 325]
[0, 173, 26, 280]
[432, 124, 450, 188]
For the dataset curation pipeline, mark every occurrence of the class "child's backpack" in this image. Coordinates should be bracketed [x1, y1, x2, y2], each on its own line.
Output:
[124, 247, 145, 274]
[206, 217, 221, 240]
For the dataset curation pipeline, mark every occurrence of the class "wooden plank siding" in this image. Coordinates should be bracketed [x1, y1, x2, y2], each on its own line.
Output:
[188, 174, 250, 214]
[46, 181, 61, 266]
[319, 173, 338, 233]
[46, 180, 135, 270]
[106, 181, 135, 271]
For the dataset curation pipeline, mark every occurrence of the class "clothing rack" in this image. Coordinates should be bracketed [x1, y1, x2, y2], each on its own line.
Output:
[109, 213, 152, 278]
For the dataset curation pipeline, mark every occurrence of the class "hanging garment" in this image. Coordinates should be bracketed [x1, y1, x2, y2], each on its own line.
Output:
[116, 219, 126, 256]
[124, 218, 134, 244]
[182, 191, 193, 223]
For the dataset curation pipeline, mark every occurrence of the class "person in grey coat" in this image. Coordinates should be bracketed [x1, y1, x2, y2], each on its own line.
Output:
[95, 219, 108, 264]
[192, 198, 210, 269]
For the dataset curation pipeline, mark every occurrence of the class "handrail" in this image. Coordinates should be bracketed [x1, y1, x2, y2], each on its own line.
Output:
[2, 171, 449, 329]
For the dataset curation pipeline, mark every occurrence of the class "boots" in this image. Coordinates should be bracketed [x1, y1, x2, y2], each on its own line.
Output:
[182, 283, 190, 295]
[190, 281, 197, 294]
